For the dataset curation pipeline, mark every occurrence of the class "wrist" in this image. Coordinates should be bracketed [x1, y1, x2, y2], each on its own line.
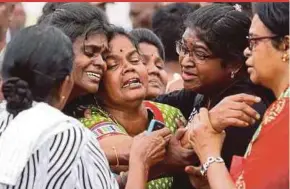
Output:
[208, 112, 220, 132]
[200, 151, 221, 164]
[200, 156, 224, 177]
[129, 155, 149, 173]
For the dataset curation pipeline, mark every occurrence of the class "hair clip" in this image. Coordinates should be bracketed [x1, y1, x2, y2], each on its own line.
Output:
[233, 4, 242, 12]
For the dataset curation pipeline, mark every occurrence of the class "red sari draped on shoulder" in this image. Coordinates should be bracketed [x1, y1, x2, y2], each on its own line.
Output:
[230, 87, 289, 189]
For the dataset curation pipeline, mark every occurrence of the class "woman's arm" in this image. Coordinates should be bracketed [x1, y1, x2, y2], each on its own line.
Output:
[124, 129, 171, 189]
[180, 93, 262, 148]
[99, 135, 132, 167]
[206, 163, 236, 189]
[125, 157, 149, 189]
[187, 108, 237, 189]
[154, 89, 198, 119]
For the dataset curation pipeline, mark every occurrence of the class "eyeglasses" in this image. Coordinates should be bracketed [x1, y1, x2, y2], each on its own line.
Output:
[246, 35, 279, 51]
[175, 40, 215, 62]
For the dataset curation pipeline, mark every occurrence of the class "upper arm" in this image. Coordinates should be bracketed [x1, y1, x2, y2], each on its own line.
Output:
[154, 89, 198, 119]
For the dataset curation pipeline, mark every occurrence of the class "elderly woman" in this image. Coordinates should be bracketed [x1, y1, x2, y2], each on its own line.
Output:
[186, 2, 289, 189]
[130, 28, 168, 99]
[79, 27, 193, 189]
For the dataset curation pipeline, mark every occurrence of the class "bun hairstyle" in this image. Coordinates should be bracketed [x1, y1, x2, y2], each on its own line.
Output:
[1, 25, 73, 116]
[2, 78, 33, 116]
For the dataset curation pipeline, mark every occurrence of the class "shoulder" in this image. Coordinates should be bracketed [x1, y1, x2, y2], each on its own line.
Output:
[262, 95, 289, 126]
[154, 89, 197, 104]
[79, 107, 127, 140]
[79, 105, 113, 129]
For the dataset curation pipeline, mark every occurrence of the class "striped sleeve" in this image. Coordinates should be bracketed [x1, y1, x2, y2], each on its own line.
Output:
[45, 126, 83, 189]
[0, 151, 40, 189]
[0, 122, 118, 189]
[76, 129, 119, 189]
[45, 125, 118, 189]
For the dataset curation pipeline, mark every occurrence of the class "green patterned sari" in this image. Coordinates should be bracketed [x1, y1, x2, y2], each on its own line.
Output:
[80, 101, 185, 189]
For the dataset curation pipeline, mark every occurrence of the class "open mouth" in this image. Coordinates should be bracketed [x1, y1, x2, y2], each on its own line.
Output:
[86, 72, 101, 79]
[122, 78, 142, 88]
[182, 71, 198, 81]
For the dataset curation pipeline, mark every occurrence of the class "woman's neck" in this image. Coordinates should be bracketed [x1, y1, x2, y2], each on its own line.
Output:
[206, 72, 247, 107]
[104, 103, 148, 136]
[269, 68, 289, 98]
[67, 86, 87, 103]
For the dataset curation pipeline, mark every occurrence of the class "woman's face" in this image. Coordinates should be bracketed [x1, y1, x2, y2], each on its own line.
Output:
[244, 14, 287, 87]
[72, 33, 108, 94]
[139, 42, 168, 99]
[100, 35, 148, 106]
[179, 28, 231, 94]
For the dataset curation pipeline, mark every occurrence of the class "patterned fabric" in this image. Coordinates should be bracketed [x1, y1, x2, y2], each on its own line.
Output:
[230, 87, 290, 189]
[80, 101, 185, 189]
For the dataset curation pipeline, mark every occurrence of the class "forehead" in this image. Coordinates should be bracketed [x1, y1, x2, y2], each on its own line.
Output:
[74, 33, 108, 48]
[139, 42, 159, 56]
[182, 28, 208, 48]
[85, 33, 108, 45]
[249, 14, 273, 36]
[109, 35, 135, 52]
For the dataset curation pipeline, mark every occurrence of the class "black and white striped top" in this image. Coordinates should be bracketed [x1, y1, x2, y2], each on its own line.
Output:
[0, 111, 119, 189]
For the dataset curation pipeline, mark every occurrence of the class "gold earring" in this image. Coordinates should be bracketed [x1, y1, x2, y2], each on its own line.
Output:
[282, 53, 289, 62]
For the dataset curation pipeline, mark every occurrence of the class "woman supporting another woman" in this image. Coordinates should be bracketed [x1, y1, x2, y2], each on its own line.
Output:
[78, 27, 194, 189]
[154, 4, 274, 188]
[186, 2, 289, 189]
[0, 24, 172, 189]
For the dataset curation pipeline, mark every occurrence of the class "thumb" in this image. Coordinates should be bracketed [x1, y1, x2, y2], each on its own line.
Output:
[175, 128, 187, 140]
[185, 166, 195, 174]
[185, 165, 201, 176]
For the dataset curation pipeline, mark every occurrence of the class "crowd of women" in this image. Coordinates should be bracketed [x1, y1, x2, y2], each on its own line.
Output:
[0, 2, 288, 189]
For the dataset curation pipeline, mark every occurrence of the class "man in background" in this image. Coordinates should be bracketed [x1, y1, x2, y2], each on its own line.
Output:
[0, 2, 14, 51]
[9, 2, 26, 38]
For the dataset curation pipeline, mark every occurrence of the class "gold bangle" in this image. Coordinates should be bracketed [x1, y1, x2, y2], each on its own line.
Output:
[112, 146, 119, 167]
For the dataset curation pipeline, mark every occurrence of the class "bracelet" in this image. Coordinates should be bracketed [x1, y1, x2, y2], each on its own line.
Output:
[200, 156, 224, 177]
[112, 146, 119, 167]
